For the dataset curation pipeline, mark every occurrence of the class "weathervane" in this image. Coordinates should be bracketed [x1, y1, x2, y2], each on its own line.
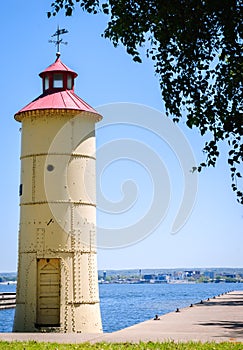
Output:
[49, 26, 68, 58]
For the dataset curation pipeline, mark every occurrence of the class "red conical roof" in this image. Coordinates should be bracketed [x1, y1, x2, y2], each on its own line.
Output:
[16, 91, 98, 114]
[39, 58, 78, 78]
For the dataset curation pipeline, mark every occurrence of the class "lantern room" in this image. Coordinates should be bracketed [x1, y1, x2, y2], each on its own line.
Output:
[39, 57, 78, 94]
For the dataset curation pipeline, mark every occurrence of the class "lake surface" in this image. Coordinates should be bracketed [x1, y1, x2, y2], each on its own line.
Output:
[1, 282, 242, 333]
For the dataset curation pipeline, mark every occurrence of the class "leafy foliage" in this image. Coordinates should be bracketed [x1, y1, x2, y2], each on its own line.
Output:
[48, 0, 243, 204]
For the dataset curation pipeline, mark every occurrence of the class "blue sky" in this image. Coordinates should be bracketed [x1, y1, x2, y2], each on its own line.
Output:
[0, 1, 242, 272]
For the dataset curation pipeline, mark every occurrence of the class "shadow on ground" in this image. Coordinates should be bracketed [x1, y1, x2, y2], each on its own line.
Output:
[199, 320, 243, 339]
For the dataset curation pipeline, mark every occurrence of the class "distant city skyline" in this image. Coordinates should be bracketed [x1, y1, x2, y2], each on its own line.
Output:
[0, 2, 242, 272]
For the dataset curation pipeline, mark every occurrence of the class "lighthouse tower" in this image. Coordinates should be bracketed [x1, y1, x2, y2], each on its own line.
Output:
[13, 51, 102, 332]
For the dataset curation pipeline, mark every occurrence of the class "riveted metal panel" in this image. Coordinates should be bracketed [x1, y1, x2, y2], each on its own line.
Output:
[20, 157, 34, 204]
[67, 157, 96, 204]
[72, 223, 96, 252]
[71, 117, 96, 153]
[14, 253, 37, 332]
[21, 114, 72, 156]
[72, 252, 99, 303]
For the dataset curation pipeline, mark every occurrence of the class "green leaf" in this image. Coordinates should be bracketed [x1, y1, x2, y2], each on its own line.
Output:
[66, 6, 72, 15]
[133, 56, 142, 63]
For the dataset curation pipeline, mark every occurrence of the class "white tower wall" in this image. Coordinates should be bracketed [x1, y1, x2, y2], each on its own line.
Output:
[14, 109, 102, 332]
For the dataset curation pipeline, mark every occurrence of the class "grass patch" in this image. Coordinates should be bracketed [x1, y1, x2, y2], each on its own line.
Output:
[0, 342, 242, 350]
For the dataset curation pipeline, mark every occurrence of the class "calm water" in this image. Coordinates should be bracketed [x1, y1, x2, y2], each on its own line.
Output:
[1, 282, 243, 333]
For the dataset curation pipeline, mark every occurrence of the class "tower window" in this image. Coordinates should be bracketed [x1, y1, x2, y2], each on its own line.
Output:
[44, 76, 49, 90]
[67, 75, 72, 89]
[53, 73, 63, 88]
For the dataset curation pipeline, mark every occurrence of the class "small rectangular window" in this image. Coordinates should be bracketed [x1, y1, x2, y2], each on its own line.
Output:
[44, 77, 49, 90]
[53, 73, 63, 88]
[67, 75, 72, 89]
[19, 184, 23, 196]
[44, 76, 49, 90]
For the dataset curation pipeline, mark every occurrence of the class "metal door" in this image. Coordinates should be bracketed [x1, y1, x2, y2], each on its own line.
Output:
[37, 258, 60, 326]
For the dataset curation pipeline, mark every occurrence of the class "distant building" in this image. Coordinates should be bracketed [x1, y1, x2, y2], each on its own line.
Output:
[223, 273, 236, 279]
[204, 271, 215, 279]
[155, 274, 168, 283]
[144, 274, 156, 282]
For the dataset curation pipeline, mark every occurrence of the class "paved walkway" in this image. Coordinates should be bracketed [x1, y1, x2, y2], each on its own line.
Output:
[0, 290, 242, 344]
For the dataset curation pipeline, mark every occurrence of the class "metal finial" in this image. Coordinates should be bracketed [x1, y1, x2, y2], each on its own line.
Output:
[49, 26, 68, 58]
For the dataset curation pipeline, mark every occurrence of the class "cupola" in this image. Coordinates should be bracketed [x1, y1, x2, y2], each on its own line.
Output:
[39, 56, 78, 95]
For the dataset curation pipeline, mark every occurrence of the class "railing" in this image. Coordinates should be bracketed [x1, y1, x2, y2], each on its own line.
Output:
[0, 292, 16, 309]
